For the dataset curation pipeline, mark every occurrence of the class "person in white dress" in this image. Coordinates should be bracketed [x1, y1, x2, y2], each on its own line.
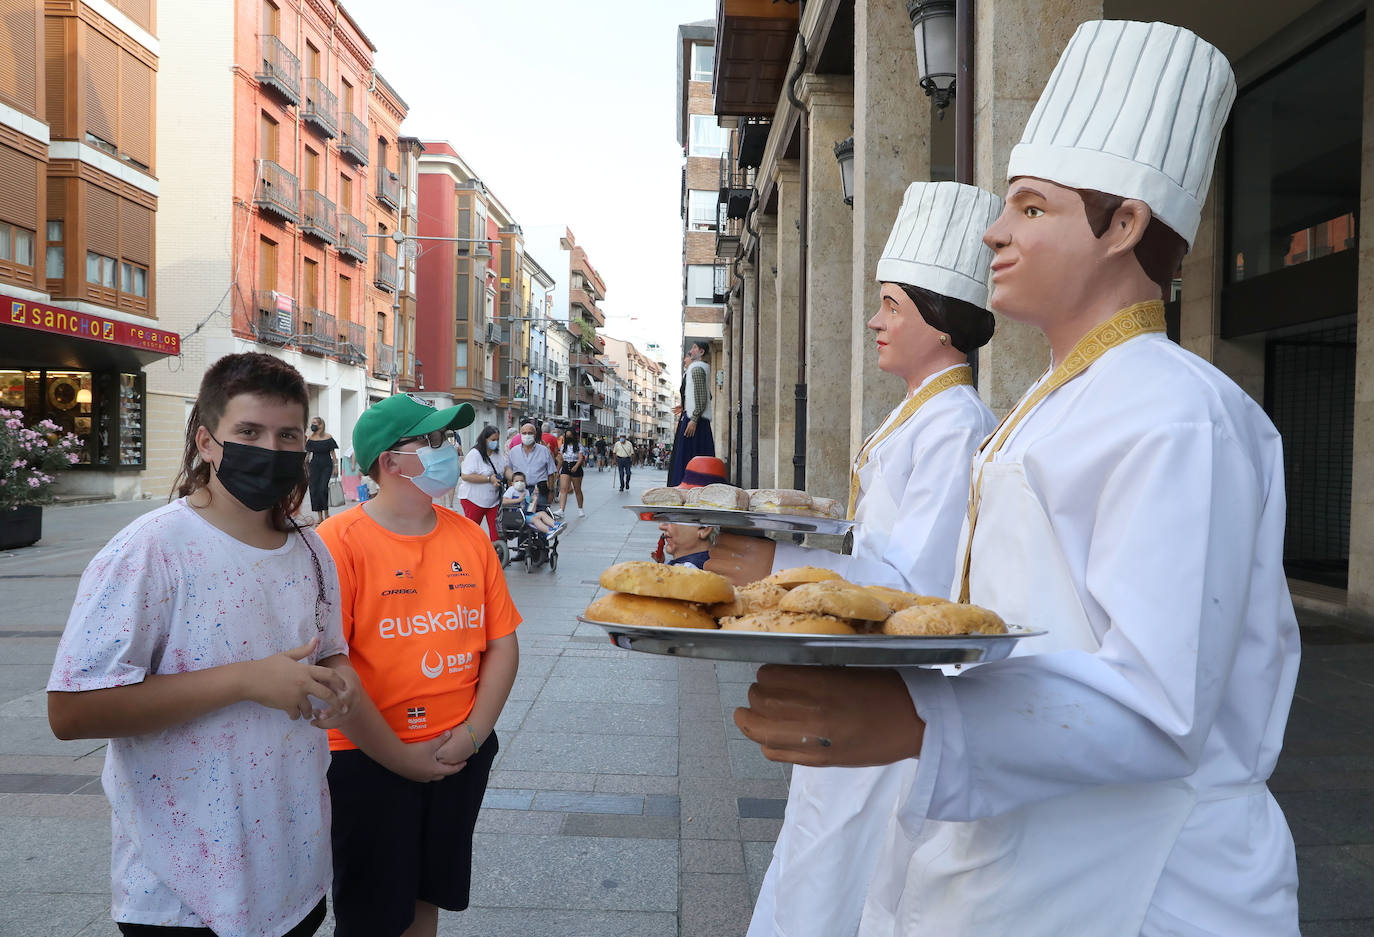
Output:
[709, 181, 1001, 937]
[734, 21, 1302, 937]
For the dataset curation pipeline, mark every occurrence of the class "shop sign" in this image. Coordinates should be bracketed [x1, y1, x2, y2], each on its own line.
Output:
[5, 295, 181, 355]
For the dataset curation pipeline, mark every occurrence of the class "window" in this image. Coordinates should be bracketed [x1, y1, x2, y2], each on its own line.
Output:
[306, 41, 320, 79]
[376, 137, 389, 172]
[45, 220, 63, 278]
[686, 264, 719, 306]
[340, 77, 353, 116]
[338, 275, 352, 319]
[260, 111, 278, 161]
[303, 257, 319, 308]
[121, 261, 148, 297]
[84, 132, 117, 157]
[304, 147, 319, 190]
[454, 342, 468, 387]
[691, 43, 714, 82]
[86, 251, 116, 288]
[687, 190, 719, 232]
[262, 0, 279, 36]
[12, 227, 33, 266]
[339, 173, 352, 213]
[689, 115, 728, 158]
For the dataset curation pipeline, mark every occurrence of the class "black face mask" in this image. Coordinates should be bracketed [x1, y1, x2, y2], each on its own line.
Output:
[209, 433, 306, 512]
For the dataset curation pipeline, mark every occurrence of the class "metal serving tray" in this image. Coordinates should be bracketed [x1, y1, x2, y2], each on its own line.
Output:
[580, 618, 1044, 667]
[625, 504, 856, 536]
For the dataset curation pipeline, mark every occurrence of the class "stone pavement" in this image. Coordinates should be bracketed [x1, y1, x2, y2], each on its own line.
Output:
[1, 468, 1372, 936]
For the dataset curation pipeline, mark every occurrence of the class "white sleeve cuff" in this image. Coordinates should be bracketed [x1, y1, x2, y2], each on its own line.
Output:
[894, 666, 965, 835]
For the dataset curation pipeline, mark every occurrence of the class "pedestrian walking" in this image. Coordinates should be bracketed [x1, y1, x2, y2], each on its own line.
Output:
[557, 428, 587, 517]
[306, 416, 339, 524]
[612, 434, 634, 491]
[508, 420, 559, 503]
[594, 435, 608, 471]
[318, 393, 521, 937]
[46, 351, 357, 937]
[667, 342, 715, 486]
[458, 424, 506, 541]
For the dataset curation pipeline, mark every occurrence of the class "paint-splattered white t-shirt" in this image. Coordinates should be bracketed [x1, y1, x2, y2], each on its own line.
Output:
[47, 499, 346, 937]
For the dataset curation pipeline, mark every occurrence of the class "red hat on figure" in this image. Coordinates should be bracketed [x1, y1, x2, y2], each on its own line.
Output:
[678, 456, 727, 489]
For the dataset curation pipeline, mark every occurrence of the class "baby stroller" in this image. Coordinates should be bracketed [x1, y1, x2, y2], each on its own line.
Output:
[496, 483, 562, 573]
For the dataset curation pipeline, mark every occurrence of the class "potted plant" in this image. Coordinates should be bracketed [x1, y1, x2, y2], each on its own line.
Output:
[0, 407, 82, 549]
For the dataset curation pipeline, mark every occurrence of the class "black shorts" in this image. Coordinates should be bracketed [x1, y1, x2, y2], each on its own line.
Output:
[327, 733, 499, 937]
[560, 463, 584, 478]
[116, 898, 325, 936]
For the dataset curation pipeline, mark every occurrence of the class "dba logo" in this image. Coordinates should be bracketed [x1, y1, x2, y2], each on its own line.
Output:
[420, 649, 444, 679]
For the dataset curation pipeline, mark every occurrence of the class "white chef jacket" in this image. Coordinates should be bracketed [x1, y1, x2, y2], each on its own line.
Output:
[860, 331, 1301, 936]
[749, 367, 996, 937]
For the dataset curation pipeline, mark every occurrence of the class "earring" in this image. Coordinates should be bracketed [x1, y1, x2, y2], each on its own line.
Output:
[939, 334, 949, 346]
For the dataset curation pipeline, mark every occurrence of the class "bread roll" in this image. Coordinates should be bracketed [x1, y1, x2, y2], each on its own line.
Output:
[720, 610, 856, 634]
[882, 603, 1008, 636]
[807, 496, 845, 519]
[599, 560, 735, 604]
[862, 586, 950, 612]
[750, 488, 812, 514]
[641, 487, 684, 506]
[709, 579, 786, 618]
[586, 592, 718, 630]
[779, 580, 892, 621]
[682, 487, 702, 506]
[764, 566, 843, 589]
[695, 483, 750, 510]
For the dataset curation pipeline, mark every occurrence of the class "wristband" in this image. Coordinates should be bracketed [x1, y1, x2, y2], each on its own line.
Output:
[464, 720, 480, 754]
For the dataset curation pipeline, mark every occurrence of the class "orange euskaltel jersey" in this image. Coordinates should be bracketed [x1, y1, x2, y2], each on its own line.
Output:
[317, 504, 521, 751]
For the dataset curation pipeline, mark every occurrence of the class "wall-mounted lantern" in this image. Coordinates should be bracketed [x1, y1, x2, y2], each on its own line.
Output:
[833, 137, 855, 207]
[907, 0, 957, 113]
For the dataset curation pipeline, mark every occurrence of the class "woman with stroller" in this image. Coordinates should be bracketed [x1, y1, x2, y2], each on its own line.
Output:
[458, 425, 506, 541]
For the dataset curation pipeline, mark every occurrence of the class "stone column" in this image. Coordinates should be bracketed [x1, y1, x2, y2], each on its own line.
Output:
[756, 216, 780, 487]
[972, 0, 1103, 414]
[738, 255, 757, 486]
[851, 0, 931, 453]
[1348, 18, 1374, 614]
[799, 73, 855, 502]
[773, 161, 802, 487]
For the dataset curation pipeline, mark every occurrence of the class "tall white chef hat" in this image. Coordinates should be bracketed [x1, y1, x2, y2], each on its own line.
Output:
[1007, 20, 1235, 248]
[875, 181, 1002, 310]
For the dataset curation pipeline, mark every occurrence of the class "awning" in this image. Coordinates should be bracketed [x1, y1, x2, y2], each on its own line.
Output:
[2, 293, 181, 370]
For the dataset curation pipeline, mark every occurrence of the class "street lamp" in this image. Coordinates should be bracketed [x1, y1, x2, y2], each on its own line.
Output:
[907, 0, 957, 114]
[833, 136, 855, 206]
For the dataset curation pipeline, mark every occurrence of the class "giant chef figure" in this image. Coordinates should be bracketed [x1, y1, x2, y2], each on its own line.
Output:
[735, 21, 1302, 937]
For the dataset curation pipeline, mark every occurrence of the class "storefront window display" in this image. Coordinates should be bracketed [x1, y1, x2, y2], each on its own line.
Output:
[0, 369, 145, 468]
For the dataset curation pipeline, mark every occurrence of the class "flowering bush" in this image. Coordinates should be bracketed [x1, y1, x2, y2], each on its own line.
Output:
[0, 407, 82, 512]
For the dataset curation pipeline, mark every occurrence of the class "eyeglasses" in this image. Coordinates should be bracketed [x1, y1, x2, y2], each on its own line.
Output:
[392, 429, 455, 450]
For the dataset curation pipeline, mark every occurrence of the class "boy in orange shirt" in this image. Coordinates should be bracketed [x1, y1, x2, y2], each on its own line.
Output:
[318, 393, 521, 937]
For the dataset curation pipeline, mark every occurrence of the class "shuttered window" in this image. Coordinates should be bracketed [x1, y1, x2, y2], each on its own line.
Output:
[114, 0, 153, 33]
[338, 275, 352, 321]
[45, 17, 66, 137]
[120, 52, 152, 170]
[0, 145, 38, 230]
[0, 0, 38, 115]
[84, 27, 119, 146]
[119, 199, 151, 266]
[87, 186, 118, 255]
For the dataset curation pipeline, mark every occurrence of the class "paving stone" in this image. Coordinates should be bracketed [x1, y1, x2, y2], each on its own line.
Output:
[1277, 789, 1374, 846]
[533, 791, 645, 815]
[0, 772, 95, 794]
[739, 817, 785, 842]
[0, 754, 103, 776]
[680, 872, 754, 937]
[0, 815, 110, 893]
[483, 788, 536, 810]
[521, 698, 678, 737]
[728, 738, 786, 780]
[473, 808, 566, 836]
[470, 833, 676, 912]
[435, 906, 677, 937]
[593, 774, 680, 795]
[0, 890, 112, 937]
[497, 732, 677, 776]
[488, 769, 597, 792]
[677, 746, 732, 780]
[505, 673, 548, 701]
[737, 796, 787, 819]
[714, 661, 762, 684]
[1297, 921, 1374, 936]
[743, 841, 777, 902]
[0, 719, 106, 759]
[538, 676, 677, 705]
[645, 794, 681, 817]
[681, 839, 745, 874]
[679, 814, 740, 841]
[559, 813, 680, 839]
[494, 698, 532, 732]
[511, 654, 558, 677]
[1294, 845, 1374, 919]
[552, 655, 679, 681]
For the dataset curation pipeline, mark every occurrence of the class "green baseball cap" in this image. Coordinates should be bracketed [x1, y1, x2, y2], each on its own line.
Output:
[353, 393, 475, 473]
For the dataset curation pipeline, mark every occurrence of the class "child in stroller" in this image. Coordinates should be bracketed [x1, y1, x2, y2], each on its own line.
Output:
[498, 472, 562, 571]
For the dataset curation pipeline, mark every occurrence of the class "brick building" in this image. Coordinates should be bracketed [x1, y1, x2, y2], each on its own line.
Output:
[0, 0, 175, 500]
[152, 0, 408, 495]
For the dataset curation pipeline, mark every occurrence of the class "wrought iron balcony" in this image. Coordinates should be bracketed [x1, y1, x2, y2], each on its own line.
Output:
[375, 171, 400, 212]
[484, 379, 500, 400]
[256, 35, 300, 105]
[254, 159, 299, 224]
[300, 307, 336, 355]
[338, 214, 367, 263]
[373, 342, 394, 379]
[299, 189, 337, 244]
[252, 290, 296, 344]
[339, 112, 368, 165]
[302, 77, 338, 138]
[374, 251, 397, 291]
[339, 321, 366, 364]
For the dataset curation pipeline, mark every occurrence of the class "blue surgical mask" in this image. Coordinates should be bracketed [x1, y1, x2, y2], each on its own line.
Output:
[487, 439, 498, 451]
[397, 443, 460, 497]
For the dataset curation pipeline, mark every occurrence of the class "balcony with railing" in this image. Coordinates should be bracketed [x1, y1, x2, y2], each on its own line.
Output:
[339, 321, 366, 364]
[299, 189, 337, 244]
[254, 159, 299, 224]
[301, 77, 338, 138]
[299, 308, 336, 355]
[483, 378, 500, 400]
[374, 251, 397, 291]
[712, 262, 730, 304]
[256, 35, 300, 105]
[373, 342, 394, 379]
[339, 112, 368, 165]
[570, 287, 604, 326]
[376, 171, 400, 212]
[252, 290, 296, 344]
[339, 214, 367, 263]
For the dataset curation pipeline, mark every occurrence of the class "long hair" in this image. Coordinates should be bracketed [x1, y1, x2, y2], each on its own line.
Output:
[172, 352, 310, 532]
[475, 424, 499, 473]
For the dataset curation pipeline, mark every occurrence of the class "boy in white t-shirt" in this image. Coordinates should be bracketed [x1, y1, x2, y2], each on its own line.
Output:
[47, 352, 360, 937]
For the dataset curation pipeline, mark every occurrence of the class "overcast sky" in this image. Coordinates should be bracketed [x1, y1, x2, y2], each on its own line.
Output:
[343, 0, 715, 371]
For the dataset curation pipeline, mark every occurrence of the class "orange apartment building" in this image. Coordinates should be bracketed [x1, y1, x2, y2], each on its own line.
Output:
[151, 0, 410, 497]
[0, 0, 175, 500]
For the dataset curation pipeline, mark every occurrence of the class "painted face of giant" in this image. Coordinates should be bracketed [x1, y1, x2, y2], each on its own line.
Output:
[867, 284, 949, 378]
[982, 177, 1105, 326]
